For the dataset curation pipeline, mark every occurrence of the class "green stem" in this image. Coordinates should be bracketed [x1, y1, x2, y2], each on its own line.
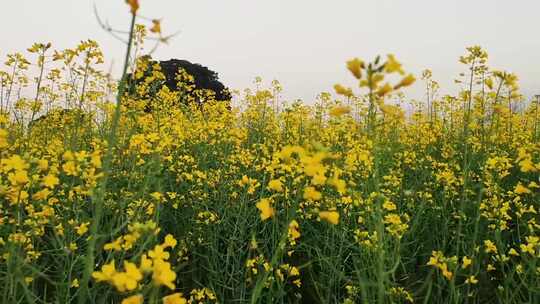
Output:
[77, 12, 136, 304]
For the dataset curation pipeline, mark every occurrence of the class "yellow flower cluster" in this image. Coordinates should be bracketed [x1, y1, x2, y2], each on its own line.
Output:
[93, 234, 178, 291]
[427, 251, 458, 280]
[1, 40, 539, 303]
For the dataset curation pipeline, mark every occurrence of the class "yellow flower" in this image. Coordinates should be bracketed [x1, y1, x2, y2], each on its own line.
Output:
[371, 73, 385, 87]
[328, 178, 346, 194]
[63, 151, 74, 161]
[37, 159, 49, 171]
[150, 191, 164, 201]
[2, 155, 29, 172]
[288, 220, 301, 241]
[528, 181, 539, 189]
[8, 170, 29, 186]
[239, 175, 250, 186]
[427, 251, 443, 267]
[125, 0, 139, 14]
[69, 242, 78, 252]
[508, 248, 520, 256]
[519, 158, 537, 172]
[92, 261, 117, 282]
[152, 259, 176, 290]
[91, 151, 102, 168]
[124, 233, 141, 250]
[382, 200, 397, 211]
[111, 273, 131, 292]
[290, 266, 300, 276]
[465, 275, 478, 285]
[140, 254, 153, 273]
[376, 83, 393, 97]
[267, 179, 284, 192]
[329, 105, 351, 117]
[0, 129, 8, 149]
[104, 238, 123, 251]
[394, 74, 416, 89]
[319, 211, 339, 225]
[150, 19, 162, 34]
[484, 240, 497, 254]
[32, 188, 51, 200]
[42, 174, 60, 188]
[62, 161, 78, 176]
[303, 157, 325, 177]
[303, 186, 322, 201]
[440, 264, 453, 280]
[107, 261, 143, 292]
[125, 261, 143, 279]
[384, 54, 404, 74]
[312, 173, 327, 186]
[334, 84, 354, 98]
[346, 58, 364, 79]
[163, 293, 188, 304]
[121, 294, 143, 304]
[462, 256, 472, 269]
[76, 222, 90, 236]
[71, 278, 79, 288]
[384, 214, 402, 225]
[164, 234, 177, 249]
[256, 198, 275, 221]
[514, 183, 531, 195]
[520, 236, 539, 255]
[149, 245, 170, 261]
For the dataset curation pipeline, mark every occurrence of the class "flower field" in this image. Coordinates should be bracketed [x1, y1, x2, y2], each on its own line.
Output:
[0, 3, 539, 304]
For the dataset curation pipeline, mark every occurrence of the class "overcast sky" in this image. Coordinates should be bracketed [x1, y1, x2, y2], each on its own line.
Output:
[1, 0, 539, 103]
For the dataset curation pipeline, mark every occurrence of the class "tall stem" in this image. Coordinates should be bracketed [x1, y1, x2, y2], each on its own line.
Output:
[77, 12, 136, 304]
[5, 60, 18, 113]
[29, 51, 46, 124]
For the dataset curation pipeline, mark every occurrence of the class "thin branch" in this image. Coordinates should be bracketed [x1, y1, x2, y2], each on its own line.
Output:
[94, 3, 129, 44]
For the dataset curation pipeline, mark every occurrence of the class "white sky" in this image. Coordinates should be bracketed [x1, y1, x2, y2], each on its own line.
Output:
[1, 0, 539, 103]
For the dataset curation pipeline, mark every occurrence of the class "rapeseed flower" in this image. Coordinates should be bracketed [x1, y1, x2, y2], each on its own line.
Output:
[164, 234, 177, 249]
[267, 179, 284, 192]
[462, 256, 472, 269]
[163, 293, 187, 304]
[346, 58, 364, 79]
[256, 198, 275, 221]
[288, 220, 301, 242]
[303, 186, 322, 201]
[384, 54, 404, 74]
[149, 245, 170, 261]
[92, 261, 117, 282]
[125, 0, 139, 14]
[334, 84, 354, 97]
[394, 74, 416, 89]
[121, 294, 143, 304]
[514, 183, 531, 194]
[152, 259, 176, 289]
[319, 211, 339, 225]
[329, 105, 351, 117]
[41, 174, 59, 188]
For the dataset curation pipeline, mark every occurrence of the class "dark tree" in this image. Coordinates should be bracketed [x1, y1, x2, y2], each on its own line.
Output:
[159, 59, 231, 102]
[126, 57, 231, 110]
